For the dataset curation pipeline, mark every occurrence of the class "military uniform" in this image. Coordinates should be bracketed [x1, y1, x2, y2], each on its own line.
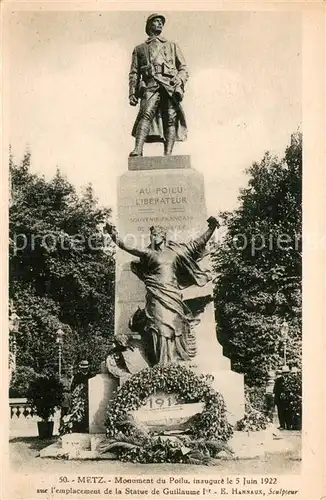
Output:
[129, 15, 189, 156]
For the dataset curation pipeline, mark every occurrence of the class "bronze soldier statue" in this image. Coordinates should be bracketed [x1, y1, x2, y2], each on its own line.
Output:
[129, 13, 189, 157]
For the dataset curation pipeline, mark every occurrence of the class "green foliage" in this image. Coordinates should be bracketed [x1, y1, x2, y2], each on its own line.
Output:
[235, 385, 272, 432]
[105, 364, 233, 442]
[281, 371, 302, 428]
[117, 435, 231, 465]
[236, 389, 271, 432]
[9, 151, 115, 377]
[99, 431, 233, 465]
[118, 436, 189, 464]
[246, 386, 266, 413]
[213, 133, 302, 385]
[27, 375, 64, 421]
[9, 365, 40, 397]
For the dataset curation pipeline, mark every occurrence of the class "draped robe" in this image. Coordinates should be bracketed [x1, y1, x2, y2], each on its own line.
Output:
[129, 238, 211, 365]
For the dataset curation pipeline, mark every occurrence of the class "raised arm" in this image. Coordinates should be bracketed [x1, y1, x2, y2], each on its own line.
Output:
[183, 216, 220, 262]
[104, 223, 145, 258]
[195, 216, 220, 246]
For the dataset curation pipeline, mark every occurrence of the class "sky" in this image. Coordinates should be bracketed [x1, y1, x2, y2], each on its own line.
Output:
[8, 10, 301, 216]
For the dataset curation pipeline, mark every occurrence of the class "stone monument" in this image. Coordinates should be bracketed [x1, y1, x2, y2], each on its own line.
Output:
[89, 13, 244, 433]
[110, 155, 245, 425]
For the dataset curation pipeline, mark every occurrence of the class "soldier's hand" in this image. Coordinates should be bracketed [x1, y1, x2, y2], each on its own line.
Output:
[129, 95, 138, 106]
[170, 76, 182, 87]
[207, 216, 220, 230]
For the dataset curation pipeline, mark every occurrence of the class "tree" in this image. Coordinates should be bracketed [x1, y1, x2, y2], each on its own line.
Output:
[213, 132, 302, 386]
[9, 152, 115, 380]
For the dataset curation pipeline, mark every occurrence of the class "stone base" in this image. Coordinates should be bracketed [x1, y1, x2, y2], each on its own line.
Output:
[210, 370, 245, 426]
[61, 432, 90, 452]
[40, 433, 117, 460]
[88, 373, 119, 434]
[128, 155, 190, 171]
[189, 364, 245, 426]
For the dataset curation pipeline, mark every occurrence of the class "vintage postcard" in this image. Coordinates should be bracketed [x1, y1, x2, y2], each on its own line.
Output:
[1, 2, 325, 499]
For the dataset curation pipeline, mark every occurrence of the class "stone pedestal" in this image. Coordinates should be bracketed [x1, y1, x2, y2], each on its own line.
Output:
[88, 373, 118, 433]
[114, 155, 245, 425]
[208, 371, 244, 425]
[61, 433, 90, 453]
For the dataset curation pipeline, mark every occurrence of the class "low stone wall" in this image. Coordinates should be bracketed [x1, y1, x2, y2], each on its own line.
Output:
[9, 398, 60, 438]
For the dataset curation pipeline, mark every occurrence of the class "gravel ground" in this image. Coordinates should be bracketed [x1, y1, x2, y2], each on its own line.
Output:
[9, 432, 301, 475]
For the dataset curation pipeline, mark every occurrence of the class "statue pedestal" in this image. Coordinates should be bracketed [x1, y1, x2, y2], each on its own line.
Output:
[193, 366, 245, 424]
[114, 155, 245, 425]
[88, 373, 118, 433]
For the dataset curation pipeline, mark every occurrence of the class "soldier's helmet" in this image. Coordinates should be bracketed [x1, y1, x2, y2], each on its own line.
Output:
[145, 13, 166, 36]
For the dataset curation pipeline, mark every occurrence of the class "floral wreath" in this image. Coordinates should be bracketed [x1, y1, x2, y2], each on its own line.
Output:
[105, 363, 233, 442]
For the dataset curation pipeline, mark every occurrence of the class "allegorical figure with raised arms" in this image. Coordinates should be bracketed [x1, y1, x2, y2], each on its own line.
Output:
[105, 217, 219, 366]
[128, 13, 188, 157]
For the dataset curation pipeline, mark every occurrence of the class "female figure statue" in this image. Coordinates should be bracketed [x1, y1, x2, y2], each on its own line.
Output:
[105, 217, 219, 365]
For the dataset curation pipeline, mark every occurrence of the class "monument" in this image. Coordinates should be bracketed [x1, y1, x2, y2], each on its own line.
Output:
[89, 13, 244, 435]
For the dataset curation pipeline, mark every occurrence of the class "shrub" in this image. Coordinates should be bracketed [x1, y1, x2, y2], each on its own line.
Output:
[27, 375, 64, 421]
[9, 366, 39, 398]
[245, 385, 266, 413]
[281, 371, 302, 429]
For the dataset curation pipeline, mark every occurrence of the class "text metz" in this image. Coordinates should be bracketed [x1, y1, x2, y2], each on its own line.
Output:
[77, 476, 105, 483]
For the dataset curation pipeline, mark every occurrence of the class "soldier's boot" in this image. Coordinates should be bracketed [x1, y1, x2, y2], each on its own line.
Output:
[129, 121, 150, 157]
[164, 126, 176, 156]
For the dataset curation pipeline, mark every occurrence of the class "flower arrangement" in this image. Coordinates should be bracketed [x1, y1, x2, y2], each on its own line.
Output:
[114, 434, 233, 465]
[236, 391, 271, 432]
[102, 363, 233, 463]
[59, 383, 87, 435]
[236, 407, 271, 432]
